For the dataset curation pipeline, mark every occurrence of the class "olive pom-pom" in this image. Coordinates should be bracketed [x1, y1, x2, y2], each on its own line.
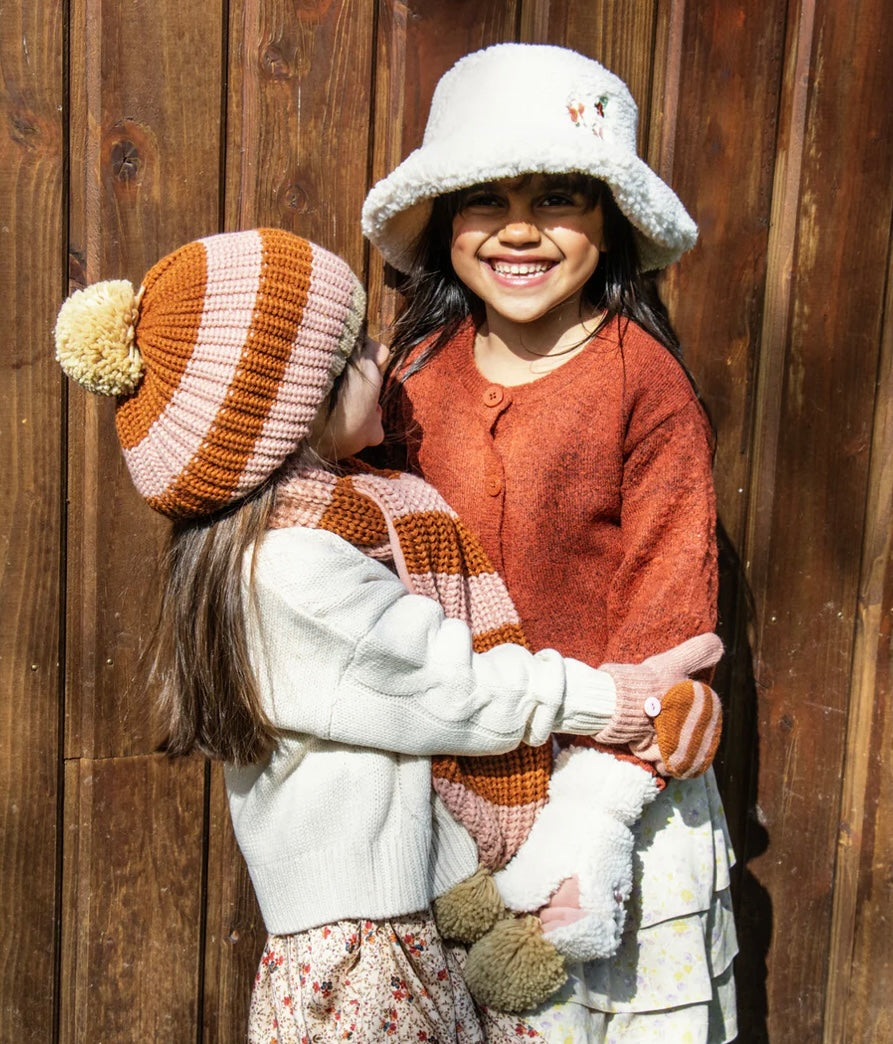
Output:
[464, 914, 567, 1013]
[54, 279, 143, 396]
[434, 866, 504, 943]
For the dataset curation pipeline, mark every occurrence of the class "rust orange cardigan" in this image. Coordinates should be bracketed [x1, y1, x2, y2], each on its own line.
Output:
[384, 316, 718, 671]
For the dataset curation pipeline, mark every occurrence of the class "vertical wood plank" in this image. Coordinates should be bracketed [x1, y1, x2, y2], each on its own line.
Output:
[60, 756, 207, 1041]
[744, 0, 893, 1038]
[824, 230, 893, 1042]
[66, 0, 227, 759]
[224, 0, 376, 269]
[729, 3, 818, 1029]
[202, 765, 266, 1043]
[663, 19, 789, 1009]
[367, 0, 520, 331]
[0, 2, 64, 1039]
[645, 0, 682, 181]
[665, 0, 787, 531]
[61, 1, 227, 1039]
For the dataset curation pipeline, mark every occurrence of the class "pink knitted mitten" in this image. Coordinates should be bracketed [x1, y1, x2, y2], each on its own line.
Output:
[595, 632, 723, 747]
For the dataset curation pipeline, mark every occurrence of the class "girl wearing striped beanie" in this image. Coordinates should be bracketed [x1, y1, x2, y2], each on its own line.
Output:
[55, 228, 722, 1041]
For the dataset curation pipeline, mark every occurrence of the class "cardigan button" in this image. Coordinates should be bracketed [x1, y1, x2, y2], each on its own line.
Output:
[486, 475, 502, 496]
[483, 385, 504, 407]
[644, 696, 662, 717]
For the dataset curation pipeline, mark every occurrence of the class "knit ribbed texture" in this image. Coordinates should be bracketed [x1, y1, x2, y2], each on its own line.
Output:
[114, 229, 365, 519]
[596, 632, 722, 740]
[269, 458, 552, 871]
[594, 639, 723, 778]
[638, 680, 723, 779]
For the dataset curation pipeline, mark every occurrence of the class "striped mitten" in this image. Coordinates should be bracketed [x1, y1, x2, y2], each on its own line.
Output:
[596, 634, 724, 778]
[634, 679, 723, 778]
[595, 633, 722, 744]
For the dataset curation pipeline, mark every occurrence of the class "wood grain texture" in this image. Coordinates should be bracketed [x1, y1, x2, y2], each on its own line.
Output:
[0, 3, 65, 1040]
[662, 17, 789, 1000]
[366, 0, 520, 332]
[60, 1, 227, 1038]
[224, 0, 375, 270]
[823, 163, 893, 1044]
[202, 764, 266, 1043]
[59, 756, 206, 1042]
[65, 0, 227, 758]
[744, 0, 893, 1037]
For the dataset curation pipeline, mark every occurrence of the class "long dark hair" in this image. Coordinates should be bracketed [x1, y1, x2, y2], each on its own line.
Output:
[384, 174, 704, 410]
[148, 480, 279, 766]
[148, 348, 365, 766]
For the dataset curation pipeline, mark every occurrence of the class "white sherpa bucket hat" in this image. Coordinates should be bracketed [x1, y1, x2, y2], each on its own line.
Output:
[362, 42, 697, 273]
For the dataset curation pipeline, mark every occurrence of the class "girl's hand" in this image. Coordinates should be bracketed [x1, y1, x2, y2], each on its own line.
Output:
[594, 633, 723, 752]
[538, 876, 583, 931]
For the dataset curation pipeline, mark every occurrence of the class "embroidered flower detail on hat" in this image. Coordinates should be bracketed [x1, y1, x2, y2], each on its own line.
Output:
[567, 93, 610, 138]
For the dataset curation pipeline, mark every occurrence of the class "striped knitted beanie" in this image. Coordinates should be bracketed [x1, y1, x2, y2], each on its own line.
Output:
[54, 229, 366, 519]
[269, 457, 553, 871]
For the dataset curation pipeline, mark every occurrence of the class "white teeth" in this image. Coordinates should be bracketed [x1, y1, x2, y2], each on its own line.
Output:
[490, 260, 551, 275]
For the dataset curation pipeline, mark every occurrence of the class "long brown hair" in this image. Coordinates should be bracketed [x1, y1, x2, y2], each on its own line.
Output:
[148, 479, 279, 765]
[145, 333, 368, 765]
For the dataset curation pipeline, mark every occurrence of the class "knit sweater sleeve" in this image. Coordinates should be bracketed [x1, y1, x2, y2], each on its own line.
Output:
[603, 355, 718, 663]
[247, 526, 617, 752]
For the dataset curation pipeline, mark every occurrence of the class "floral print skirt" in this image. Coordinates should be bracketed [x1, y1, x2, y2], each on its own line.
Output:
[248, 913, 543, 1043]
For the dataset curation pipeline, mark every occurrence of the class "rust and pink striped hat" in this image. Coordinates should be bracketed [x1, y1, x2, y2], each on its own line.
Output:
[55, 229, 366, 519]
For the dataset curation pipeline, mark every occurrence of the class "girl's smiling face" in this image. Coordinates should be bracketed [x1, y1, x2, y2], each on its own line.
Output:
[449, 174, 607, 329]
[311, 336, 388, 461]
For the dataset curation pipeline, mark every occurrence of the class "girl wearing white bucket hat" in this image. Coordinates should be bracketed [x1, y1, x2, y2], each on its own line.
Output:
[363, 43, 738, 1043]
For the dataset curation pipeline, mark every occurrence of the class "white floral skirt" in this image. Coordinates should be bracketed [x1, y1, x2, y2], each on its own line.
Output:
[247, 913, 544, 1043]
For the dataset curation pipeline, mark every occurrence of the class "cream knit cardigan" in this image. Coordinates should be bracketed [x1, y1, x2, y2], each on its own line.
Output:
[225, 524, 618, 935]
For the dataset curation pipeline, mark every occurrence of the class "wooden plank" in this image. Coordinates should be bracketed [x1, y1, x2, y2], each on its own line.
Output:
[823, 208, 893, 1042]
[645, 0, 683, 182]
[201, 764, 266, 1043]
[661, 8, 789, 976]
[0, 2, 65, 1039]
[743, 0, 893, 1037]
[366, 0, 519, 332]
[223, 0, 376, 270]
[61, 1, 227, 1038]
[60, 755, 206, 1041]
[664, 0, 787, 532]
[65, 0, 226, 758]
[730, 6, 818, 1030]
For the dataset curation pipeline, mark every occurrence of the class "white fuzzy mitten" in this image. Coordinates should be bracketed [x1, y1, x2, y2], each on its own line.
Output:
[492, 747, 660, 961]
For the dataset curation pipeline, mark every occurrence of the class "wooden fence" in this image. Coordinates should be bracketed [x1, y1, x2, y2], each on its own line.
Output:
[1, 0, 891, 1040]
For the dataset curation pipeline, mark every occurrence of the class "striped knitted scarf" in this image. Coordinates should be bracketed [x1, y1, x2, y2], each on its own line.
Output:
[268, 457, 552, 871]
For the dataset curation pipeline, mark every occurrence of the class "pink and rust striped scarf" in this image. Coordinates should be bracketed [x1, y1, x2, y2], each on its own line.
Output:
[268, 457, 551, 870]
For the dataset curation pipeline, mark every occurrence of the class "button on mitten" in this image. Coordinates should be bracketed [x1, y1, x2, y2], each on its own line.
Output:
[633, 679, 723, 778]
[595, 632, 723, 747]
